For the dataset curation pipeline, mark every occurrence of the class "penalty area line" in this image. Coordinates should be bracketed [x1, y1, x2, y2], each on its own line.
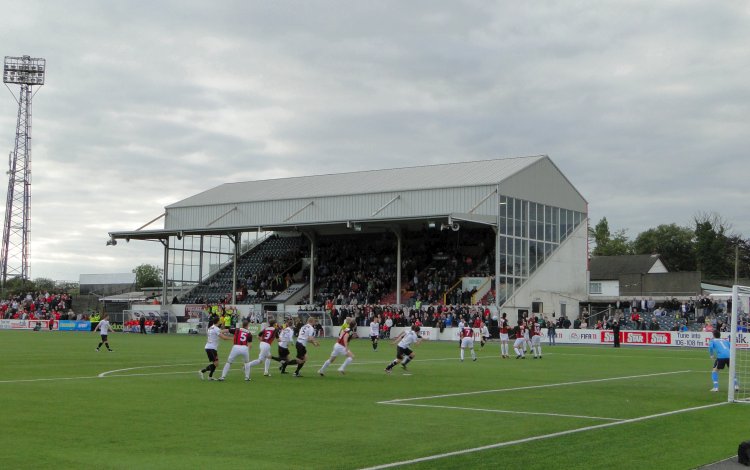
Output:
[378, 370, 692, 404]
[382, 402, 623, 421]
[359, 402, 728, 470]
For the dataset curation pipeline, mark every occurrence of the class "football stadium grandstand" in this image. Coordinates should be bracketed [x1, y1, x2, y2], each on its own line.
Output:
[108, 155, 589, 320]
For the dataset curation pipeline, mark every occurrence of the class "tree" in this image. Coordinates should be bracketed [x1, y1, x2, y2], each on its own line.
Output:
[32, 277, 56, 292]
[133, 264, 163, 290]
[633, 224, 695, 271]
[588, 217, 633, 256]
[727, 235, 750, 280]
[694, 212, 733, 278]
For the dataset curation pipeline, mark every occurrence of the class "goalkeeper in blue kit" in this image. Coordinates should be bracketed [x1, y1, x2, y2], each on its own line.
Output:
[708, 330, 738, 392]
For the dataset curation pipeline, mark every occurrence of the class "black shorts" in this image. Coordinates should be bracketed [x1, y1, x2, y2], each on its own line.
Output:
[278, 346, 290, 359]
[371, 335, 378, 341]
[100, 335, 108, 342]
[205, 349, 218, 362]
[396, 346, 413, 360]
[295, 342, 307, 359]
[714, 358, 730, 370]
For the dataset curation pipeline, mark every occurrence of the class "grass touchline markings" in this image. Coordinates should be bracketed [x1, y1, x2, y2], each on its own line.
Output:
[378, 370, 692, 404]
[0, 356, 468, 384]
[359, 402, 729, 470]
[98, 363, 199, 377]
[383, 402, 623, 421]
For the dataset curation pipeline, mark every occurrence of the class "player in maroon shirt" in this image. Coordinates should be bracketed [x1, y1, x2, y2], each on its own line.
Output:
[247, 320, 278, 377]
[217, 320, 253, 381]
[459, 325, 476, 362]
[499, 313, 510, 358]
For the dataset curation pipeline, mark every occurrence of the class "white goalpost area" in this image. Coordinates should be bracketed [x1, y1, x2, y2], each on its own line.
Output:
[729, 285, 750, 403]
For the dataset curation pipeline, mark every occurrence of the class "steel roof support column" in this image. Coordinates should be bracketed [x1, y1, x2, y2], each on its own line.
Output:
[495, 185, 501, 310]
[396, 231, 402, 305]
[229, 233, 239, 307]
[303, 232, 316, 306]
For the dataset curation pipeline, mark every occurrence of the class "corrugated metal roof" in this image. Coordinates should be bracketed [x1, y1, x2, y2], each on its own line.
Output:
[168, 155, 547, 208]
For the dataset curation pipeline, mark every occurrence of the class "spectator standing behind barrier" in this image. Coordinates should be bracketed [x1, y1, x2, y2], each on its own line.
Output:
[547, 319, 556, 346]
[139, 315, 146, 334]
[612, 321, 621, 348]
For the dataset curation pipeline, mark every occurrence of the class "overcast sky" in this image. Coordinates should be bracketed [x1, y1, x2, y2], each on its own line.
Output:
[0, 1, 748, 282]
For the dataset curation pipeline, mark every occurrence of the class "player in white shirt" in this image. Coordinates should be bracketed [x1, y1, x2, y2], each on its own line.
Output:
[479, 321, 490, 348]
[199, 317, 223, 380]
[530, 317, 543, 359]
[274, 319, 295, 374]
[318, 325, 355, 376]
[384, 325, 422, 374]
[369, 315, 381, 351]
[283, 317, 319, 377]
[523, 320, 532, 353]
[94, 314, 115, 352]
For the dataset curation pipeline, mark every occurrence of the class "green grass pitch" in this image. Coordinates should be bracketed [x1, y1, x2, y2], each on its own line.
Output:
[1, 330, 747, 469]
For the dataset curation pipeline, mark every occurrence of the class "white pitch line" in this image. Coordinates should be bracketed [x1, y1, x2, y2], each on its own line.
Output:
[378, 370, 692, 404]
[0, 376, 100, 384]
[383, 402, 622, 421]
[359, 402, 729, 470]
[98, 363, 198, 377]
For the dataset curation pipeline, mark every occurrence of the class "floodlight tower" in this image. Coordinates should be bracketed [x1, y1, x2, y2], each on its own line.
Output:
[0, 55, 45, 286]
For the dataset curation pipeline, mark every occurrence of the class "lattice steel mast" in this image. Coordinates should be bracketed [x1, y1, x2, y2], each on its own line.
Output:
[1, 55, 45, 285]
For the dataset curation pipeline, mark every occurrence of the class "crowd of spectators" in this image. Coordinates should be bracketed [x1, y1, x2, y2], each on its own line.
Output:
[311, 234, 397, 306]
[1, 291, 75, 321]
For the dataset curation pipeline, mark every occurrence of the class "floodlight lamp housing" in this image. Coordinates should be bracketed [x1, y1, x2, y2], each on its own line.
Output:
[3, 56, 46, 85]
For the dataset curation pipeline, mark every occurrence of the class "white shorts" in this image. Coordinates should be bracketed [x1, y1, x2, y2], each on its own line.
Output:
[513, 338, 525, 348]
[531, 335, 541, 345]
[226, 345, 250, 364]
[460, 337, 474, 348]
[330, 343, 348, 357]
[500, 333, 509, 341]
[256, 342, 272, 360]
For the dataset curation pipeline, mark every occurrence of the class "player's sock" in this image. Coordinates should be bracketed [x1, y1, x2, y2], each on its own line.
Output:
[248, 358, 261, 368]
[105, 342, 112, 351]
[264, 358, 271, 374]
[295, 362, 305, 374]
[244, 362, 251, 379]
[340, 357, 353, 370]
[221, 362, 231, 378]
[320, 359, 331, 373]
[385, 360, 397, 371]
[470, 349, 476, 360]
[712, 371, 719, 388]
[402, 357, 412, 366]
[374, 341, 378, 351]
[97, 342, 103, 349]
[460, 349, 465, 361]
[208, 364, 216, 377]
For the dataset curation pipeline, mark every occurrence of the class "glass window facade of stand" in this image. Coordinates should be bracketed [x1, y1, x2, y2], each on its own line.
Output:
[497, 195, 585, 304]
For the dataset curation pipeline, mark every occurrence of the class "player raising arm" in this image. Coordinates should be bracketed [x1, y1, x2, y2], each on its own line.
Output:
[274, 319, 295, 373]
